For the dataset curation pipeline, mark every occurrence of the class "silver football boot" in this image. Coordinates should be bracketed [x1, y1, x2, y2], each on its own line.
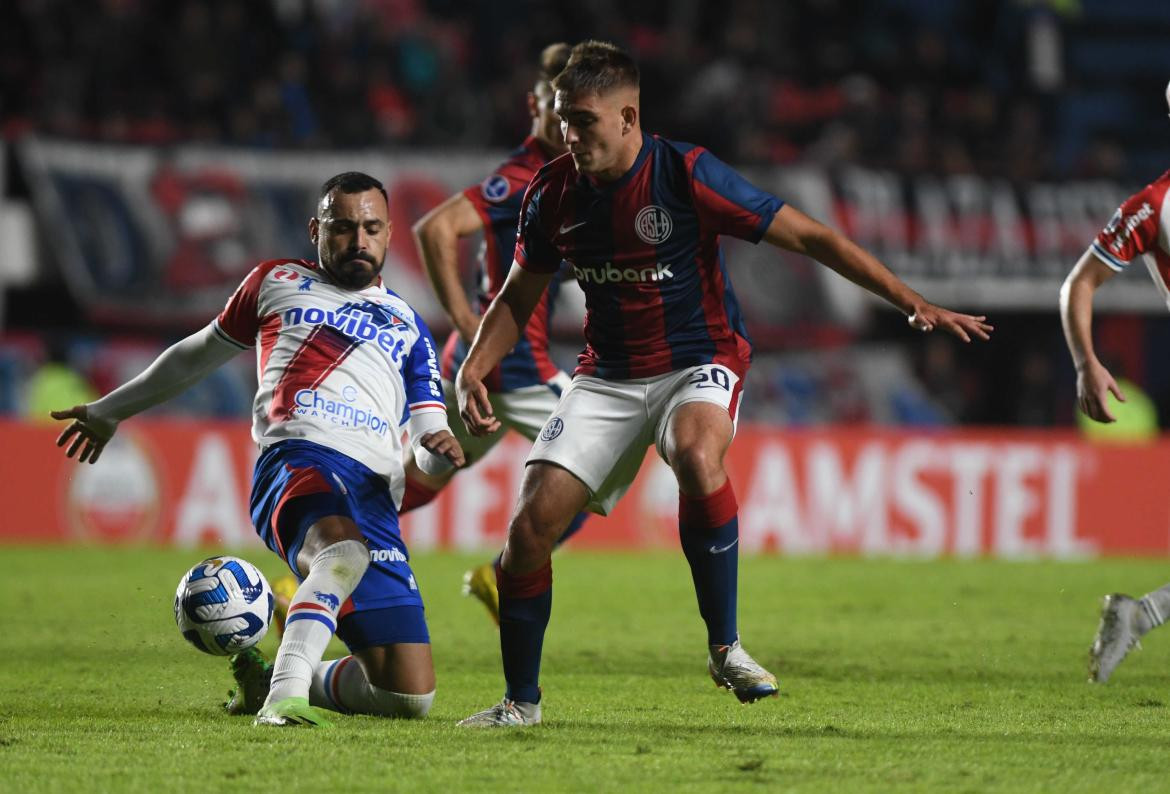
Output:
[708, 638, 779, 703]
[457, 698, 542, 727]
[1089, 594, 1145, 683]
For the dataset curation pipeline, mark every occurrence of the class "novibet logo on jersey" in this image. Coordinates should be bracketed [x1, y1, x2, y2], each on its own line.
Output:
[282, 305, 409, 355]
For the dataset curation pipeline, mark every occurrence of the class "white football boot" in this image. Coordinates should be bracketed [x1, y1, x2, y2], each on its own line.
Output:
[457, 698, 541, 727]
[708, 638, 779, 703]
[1089, 594, 1145, 683]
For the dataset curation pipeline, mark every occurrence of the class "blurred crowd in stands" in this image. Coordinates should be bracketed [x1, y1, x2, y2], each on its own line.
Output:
[4, 0, 1169, 181]
[4, 0, 1170, 428]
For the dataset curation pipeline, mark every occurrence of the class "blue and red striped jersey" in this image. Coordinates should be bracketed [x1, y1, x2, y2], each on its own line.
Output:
[514, 133, 783, 380]
[440, 135, 564, 392]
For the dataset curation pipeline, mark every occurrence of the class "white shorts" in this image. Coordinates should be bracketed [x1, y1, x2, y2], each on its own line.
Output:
[441, 373, 572, 463]
[527, 364, 744, 515]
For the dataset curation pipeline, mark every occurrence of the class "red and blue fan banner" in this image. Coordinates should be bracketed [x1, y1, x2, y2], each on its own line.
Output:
[20, 139, 1169, 344]
[2, 417, 1168, 558]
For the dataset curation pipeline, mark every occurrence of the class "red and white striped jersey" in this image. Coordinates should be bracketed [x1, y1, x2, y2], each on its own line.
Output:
[213, 258, 447, 499]
[1093, 169, 1170, 302]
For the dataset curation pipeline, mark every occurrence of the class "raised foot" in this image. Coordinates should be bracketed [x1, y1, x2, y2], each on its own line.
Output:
[708, 639, 779, 704]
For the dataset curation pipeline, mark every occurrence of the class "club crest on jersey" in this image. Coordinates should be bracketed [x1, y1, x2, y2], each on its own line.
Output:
[540, 417, 564, 442]
[635, 205, 672, 244]
[481, 175, 510, 203]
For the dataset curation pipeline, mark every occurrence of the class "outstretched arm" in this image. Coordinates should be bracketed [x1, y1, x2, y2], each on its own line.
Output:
[412, 193, 485, 343]
[52, 324, 242, 463]
[1059, 248, 1124, 422]
[455, 262, 554, 435]
[762, 205, 993, 342]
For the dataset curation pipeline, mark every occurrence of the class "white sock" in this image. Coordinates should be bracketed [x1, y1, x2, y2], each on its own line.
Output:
[265, 540, 368, 706]
[1138, 583, 1170, 634]
[310, 655, 434, 718]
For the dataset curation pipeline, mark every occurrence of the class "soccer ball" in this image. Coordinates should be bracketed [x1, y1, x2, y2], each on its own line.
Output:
[174, 556, 274, 656]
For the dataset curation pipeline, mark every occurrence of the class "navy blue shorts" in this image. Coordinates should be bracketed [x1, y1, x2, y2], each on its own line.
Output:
[250, 439, 428, 648]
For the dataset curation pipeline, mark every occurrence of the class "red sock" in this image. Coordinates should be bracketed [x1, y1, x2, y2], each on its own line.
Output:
[679, 478, 738, 529]
[400, 478, 439, 513]
[496, 559, 553, 599]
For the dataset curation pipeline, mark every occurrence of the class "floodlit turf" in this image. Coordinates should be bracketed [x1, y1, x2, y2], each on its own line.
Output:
[5, 547, 1170, 792]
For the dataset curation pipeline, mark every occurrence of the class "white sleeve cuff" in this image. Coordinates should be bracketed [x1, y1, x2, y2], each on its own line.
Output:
[407, 409, 454, 476]
[1091, 241, 1129, 272]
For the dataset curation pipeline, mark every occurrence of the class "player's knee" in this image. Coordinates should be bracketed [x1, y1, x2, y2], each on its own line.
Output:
[309, 538, 369, 593]
[670, 446, 724, 494]
[508, 510, 558, 557]
[367, 687, 435, 719]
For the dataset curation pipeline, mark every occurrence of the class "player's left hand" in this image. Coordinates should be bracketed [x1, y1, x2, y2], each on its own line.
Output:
[419, 430, 466, 468]
[51, 404, 118, 464]
[908, 304, 993, 343]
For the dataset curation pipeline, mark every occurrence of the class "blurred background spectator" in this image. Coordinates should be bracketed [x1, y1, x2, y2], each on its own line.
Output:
[2, 0, 1170, 428]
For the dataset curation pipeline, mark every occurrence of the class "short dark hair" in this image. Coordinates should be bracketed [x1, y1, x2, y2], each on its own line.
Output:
[538, 42, 572, 84]
[552, 40, 639, 96]
[318, 171, 388, 205]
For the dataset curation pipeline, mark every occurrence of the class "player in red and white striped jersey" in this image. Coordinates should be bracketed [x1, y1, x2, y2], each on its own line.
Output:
[52, 172, 464, 726]
[1061, 82, 1170, 683]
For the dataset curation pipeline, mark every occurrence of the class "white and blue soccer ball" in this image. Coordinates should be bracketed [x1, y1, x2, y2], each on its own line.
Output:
[174, 556, 274, 656]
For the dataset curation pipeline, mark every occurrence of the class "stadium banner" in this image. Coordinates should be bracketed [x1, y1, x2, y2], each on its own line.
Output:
[19, 138, 1163, 335]
[2, 419, 1166, 558]
[729, 165, 1165, 319]
[17, 139, 522, 331]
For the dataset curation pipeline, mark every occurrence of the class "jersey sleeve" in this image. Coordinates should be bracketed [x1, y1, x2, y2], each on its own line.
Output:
[514, 180, 562, 274]
[212, 264, 270, 349]
[400, 311, 447, 423]
[1092, 176, 1170, 271]
[462, 164, 529, 223]
[689, 148, 784, 243]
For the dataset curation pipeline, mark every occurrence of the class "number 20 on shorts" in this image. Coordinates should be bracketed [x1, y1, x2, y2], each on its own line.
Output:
[687, 366, 731, 390]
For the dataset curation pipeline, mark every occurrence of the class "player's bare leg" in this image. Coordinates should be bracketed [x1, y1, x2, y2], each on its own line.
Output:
[459, 462, 589, 726]
[662, 401, 778, 704]
[306, 642, 436, 718]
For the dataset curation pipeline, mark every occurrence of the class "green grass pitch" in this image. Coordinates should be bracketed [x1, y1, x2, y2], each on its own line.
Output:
[5, 546, 1170, 792]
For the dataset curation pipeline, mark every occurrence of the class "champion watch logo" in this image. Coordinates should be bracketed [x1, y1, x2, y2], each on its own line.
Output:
[635, 205, 672, 244]
[540, 417, 564, 442]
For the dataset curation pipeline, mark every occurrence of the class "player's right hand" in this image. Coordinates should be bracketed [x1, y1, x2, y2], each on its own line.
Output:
[51, 404, 118, 464]
[1077, 360, 1125, 423]
[419, 429, 466, 469]
[908, 304, 993, 342]
[455, 370, 501, 436]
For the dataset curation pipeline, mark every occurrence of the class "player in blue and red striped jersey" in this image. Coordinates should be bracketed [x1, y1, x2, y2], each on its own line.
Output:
[402, 43, 588, 624]
[52, 172, 464, 727]
[455, 41, 993, 727]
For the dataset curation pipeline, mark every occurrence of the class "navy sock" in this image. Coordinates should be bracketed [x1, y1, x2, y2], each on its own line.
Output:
[678, 480, 739, 646]
[496, 560, 552, 704]
[553, 511, 588, 550]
